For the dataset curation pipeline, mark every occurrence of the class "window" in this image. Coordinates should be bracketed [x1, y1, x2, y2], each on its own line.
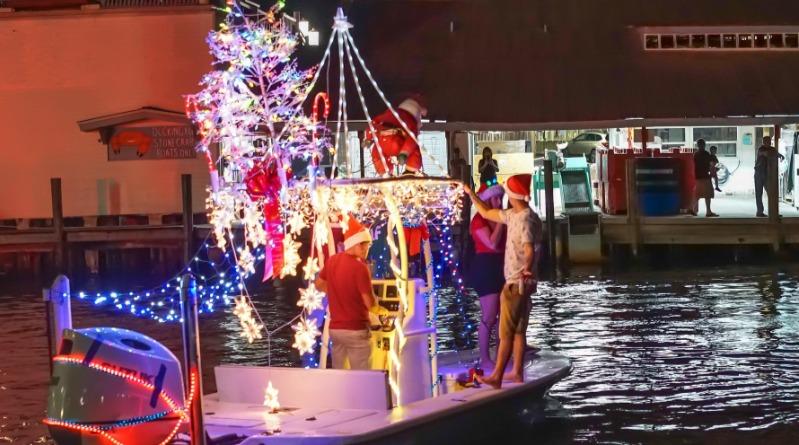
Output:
[643, 27, 799, 51]
[694, 127, 737, 157]
[633, 128, 686, 149]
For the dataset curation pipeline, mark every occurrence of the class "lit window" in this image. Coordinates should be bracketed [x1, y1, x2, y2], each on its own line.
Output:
[722, 34, 737, 48]
[738, 34, 753, 48]
[645, 35, 659, 49]
[754, 34, 768, 48]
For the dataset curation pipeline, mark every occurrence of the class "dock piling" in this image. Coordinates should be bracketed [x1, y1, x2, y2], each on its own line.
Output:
[50, 178, 67, 273]
[625, 159, 641, 258]
[544, 160, 557, 279]
[181, 174, 194, 265]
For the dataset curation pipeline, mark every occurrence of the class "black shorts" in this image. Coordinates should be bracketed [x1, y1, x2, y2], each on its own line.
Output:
[469, 252, 505, 296]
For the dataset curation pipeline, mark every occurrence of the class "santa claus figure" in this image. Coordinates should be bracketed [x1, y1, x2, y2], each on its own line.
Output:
[364, 95, 428, 176]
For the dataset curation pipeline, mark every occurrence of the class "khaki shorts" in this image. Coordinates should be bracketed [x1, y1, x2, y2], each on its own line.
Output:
[330, 329, 372, 370]
[499, 282, 533, 339]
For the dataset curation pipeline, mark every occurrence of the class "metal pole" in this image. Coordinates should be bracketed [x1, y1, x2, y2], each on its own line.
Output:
[359, 133, 365, 178]
[543, 160, 557, 280]
[179, 274, 205, 445]
[51, 178, 66, 274]
[43, 275, 71, 375]
[181, 174, 194, 265]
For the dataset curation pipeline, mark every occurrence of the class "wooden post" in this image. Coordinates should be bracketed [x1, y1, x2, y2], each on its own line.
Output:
[50, 178, 66, 274]
[544, 160, 557, 279]
[625, 158, 641, 257]
[641, 126, 648, 153]
[558, 218, 570, 272]
[181, 174, 194, 265]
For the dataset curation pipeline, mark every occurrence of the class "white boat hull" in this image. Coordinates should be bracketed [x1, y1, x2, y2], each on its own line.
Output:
[204, 350, 571, 444]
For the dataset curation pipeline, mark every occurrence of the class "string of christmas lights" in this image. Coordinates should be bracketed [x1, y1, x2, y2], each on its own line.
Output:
[73, 239, 264, 323]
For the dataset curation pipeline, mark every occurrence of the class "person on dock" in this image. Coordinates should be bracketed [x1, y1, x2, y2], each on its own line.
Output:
[754, 136, 784, 218]
[709, 145, 722, 193]
[464, 174, 542, 389]
[315, 215, 386, 370]
[478, 146, 499, 187]
[468, 183, 506, 371]
[691, 139, 719, 217]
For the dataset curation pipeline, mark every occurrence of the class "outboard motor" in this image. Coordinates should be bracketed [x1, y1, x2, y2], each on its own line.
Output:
[46, 328, 186, 445]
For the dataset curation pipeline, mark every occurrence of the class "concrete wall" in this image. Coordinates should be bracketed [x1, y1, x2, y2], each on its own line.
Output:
[0, 7, 214, 218]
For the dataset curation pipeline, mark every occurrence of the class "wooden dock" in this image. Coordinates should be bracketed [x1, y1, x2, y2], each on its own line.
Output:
[602, 216, 799, 247]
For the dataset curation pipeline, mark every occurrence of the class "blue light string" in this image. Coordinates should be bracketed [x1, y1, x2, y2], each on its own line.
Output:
[430, 224, 475, 350]
[45, 410, 173, 431]
[74, 238, 266, 323]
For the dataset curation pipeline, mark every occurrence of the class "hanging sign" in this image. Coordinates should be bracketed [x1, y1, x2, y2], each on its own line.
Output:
[107, 126, 197, 161]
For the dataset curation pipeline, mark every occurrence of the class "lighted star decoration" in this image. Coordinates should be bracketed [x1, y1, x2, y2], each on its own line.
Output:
[292, 317, 321, 355]
[297, 284, 325, 312]
[301, 257, 320, 281]
[286, 211, 308, 235]
[232, 295, 263, 343]
[280, 234, 302, 277]
[263, 380, 280, 413]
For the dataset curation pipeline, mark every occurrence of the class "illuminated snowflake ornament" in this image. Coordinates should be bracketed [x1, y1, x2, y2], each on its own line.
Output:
[292, 317, 321, 355]
[297, 284, 325, 312]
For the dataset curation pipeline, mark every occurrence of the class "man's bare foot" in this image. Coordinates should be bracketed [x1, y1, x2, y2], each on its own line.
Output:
[502, 372, 523, 383]
[475, 374, 502, 389]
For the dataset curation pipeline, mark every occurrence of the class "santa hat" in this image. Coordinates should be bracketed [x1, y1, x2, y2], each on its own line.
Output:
[503, 174, 532, 202]
[398, 94, 427, 123]
[478, 184, 504, 201]
[343, 215, 372, 251]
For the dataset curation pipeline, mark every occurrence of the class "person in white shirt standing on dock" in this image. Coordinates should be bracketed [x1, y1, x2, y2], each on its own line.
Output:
[464, 174, 542, 389]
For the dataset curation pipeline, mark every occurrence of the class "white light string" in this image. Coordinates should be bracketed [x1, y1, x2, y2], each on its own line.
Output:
[344, 31, 448, 175]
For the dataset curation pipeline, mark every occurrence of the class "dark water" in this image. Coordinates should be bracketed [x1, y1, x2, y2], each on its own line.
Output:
[2, 266, 799, 444]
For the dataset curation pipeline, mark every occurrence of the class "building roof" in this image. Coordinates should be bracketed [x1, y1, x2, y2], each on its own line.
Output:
[292, 0, 799, 129]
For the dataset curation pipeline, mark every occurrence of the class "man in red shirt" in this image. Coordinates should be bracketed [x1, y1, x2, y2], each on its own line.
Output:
[315, 216, 379, 369]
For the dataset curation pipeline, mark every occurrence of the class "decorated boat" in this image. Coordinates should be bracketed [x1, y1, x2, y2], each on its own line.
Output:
[44, 2, 571, 444]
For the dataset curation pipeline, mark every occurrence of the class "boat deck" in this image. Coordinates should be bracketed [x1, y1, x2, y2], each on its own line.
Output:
[203, 351, 571, 445]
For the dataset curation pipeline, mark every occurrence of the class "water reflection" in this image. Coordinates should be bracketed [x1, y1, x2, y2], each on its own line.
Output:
[1, 266, 799, 443]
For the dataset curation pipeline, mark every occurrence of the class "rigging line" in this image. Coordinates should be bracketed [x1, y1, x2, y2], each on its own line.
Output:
[343, 31, 390, 178]
[344, 32, 447, 175]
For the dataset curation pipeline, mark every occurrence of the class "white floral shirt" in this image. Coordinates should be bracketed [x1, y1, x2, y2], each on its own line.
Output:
[499, 207, 541, 281]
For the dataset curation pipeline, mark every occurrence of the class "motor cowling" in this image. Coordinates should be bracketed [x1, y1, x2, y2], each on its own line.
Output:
[46, 328, 186, 445]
